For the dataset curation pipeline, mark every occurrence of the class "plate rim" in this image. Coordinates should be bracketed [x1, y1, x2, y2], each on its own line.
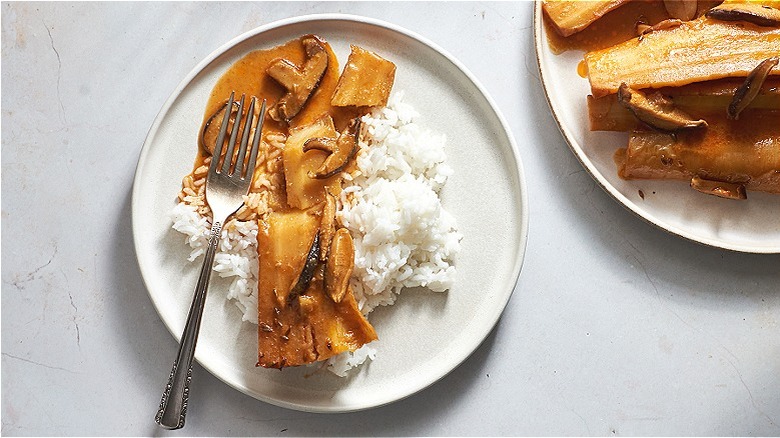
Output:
[532, 2, 779, 254]
[132, 13, 529, 412]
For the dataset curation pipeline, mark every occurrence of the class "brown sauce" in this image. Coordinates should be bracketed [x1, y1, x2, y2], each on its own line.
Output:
[186, 35, 383, 368]
[577, 59, 588, 78]
[544, 0, 723, 54]
[190, 35, 368, 212]
[194, 35, 362, 174]
[545, 1, 670, 54]
[545, 0, 779, 193]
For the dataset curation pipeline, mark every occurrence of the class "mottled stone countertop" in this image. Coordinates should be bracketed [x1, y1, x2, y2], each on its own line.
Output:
[2, 2, 779, 436]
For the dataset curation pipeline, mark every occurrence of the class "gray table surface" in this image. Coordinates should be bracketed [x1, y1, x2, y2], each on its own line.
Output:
[2, 1, 779, 436]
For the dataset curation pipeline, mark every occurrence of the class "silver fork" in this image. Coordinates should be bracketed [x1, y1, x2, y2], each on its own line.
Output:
[155, 92, 266, 430]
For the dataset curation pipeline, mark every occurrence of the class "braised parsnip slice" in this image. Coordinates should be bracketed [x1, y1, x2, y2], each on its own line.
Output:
[588, 78, 780, 131]
[331, 46, 396, 107]
[637, 19, 683, 39]
[618, 111, 780, 194]
[260, 211, 321, 308]
[542, 0, 630, 37]
[257, 210, 377, 369]
[585, 15, 780, 97]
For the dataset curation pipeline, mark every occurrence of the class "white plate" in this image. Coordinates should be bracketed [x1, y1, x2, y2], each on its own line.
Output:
[132, 14, 528, 412]
[533, 4, 780, 253]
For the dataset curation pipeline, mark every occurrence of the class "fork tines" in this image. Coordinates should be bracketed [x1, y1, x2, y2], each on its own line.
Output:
[210, 92, 267, 180]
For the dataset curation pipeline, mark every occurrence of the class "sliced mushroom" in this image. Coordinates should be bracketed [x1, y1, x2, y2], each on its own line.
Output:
[267, 36, 329, 123]
[635, 20, 651, 36]
[287, 233, 320, 305]
[638, 19, 683, 40]
[319, 192, 337, 262]
[201, 99, 264, 155]
[690, 176, 747, 200]
[663, 1, 698, 21]
[617, 83, 708, 132]
[302, 118, 360, 179]
[728, 57, 779, 120]
[200, 100, 238, 155]
[325, 228, 354, 303]
[705, 3, 780, 27]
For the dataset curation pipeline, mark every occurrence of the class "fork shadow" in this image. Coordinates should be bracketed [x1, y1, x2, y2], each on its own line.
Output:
[109, 186, 182, 436]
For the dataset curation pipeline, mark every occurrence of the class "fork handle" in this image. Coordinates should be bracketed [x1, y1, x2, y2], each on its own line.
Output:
[155, 220, 224, 430]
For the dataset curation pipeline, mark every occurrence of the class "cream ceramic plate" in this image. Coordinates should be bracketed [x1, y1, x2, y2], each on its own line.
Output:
[132, 14, 528, 412]
[534, 3, 780, 253]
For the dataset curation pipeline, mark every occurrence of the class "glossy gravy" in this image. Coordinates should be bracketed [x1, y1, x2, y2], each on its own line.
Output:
[195, 35, 361, 170]
[544, 0, 722, 54]
[188, 35, 381, 369]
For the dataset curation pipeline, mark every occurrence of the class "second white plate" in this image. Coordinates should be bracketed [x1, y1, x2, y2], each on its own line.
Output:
[534, 3, 780, 253]
[133, 14, 528, 412]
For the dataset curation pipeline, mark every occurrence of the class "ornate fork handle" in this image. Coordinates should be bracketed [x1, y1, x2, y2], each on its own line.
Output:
[155, 220, 224, 430]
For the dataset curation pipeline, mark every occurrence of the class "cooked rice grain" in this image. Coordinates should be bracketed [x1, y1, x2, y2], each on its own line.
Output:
[340, 91, 461, 314]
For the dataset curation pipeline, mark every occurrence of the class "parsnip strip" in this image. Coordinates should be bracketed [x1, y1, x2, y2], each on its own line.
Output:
[588, 78, 780, 131]
[618, 111, 780, 194]
[585, 16, 780, 98]
[542, 0, 630, 37]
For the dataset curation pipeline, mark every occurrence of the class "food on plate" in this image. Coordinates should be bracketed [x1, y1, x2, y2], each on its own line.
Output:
[616, 83, 708, 132]
[587, 78, 780, 131]
[690, 175, 747, 199]
[256, 210, 376, 368]
[584, 13, 780, 97]
[617, 112, 780, 194]
[282, 115, 342, 210]
[705, 1, 780, 26]
[543, 0, 780, 199]
[542, 0, 631, 36]
[324, 228, 354, 303]
[267, 36, 329, 122]
[302, 118, 360, 179]
[544, 1, 678, 54]
[331, 45, 397, 107]
[318, 192, 337, 263]
[727, 56, 779, 119]
[636, 18, 683, 38]
[171, 35, 461, 375]
[663, 0, 698, 20]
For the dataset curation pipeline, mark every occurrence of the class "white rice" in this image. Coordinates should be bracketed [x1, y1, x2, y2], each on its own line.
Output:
[341, 91, 461, 314]
[170, 91, 461, 376]
[170, 203, 259, 325]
